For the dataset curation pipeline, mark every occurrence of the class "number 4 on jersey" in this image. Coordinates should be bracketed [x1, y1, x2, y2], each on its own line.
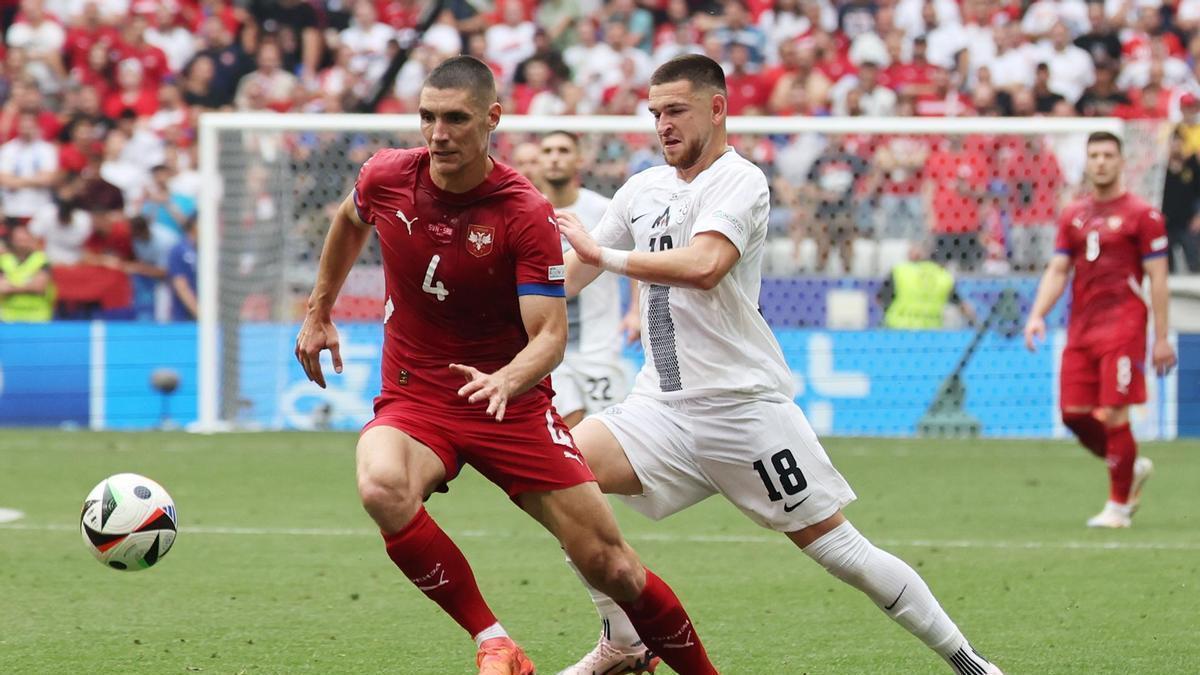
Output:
[422, 255, 449, 301]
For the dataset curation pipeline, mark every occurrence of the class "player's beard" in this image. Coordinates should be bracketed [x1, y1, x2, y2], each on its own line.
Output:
[663, 135, 704, 170]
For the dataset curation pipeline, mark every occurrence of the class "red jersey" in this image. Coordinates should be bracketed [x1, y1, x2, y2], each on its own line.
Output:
[925, 144, 989, 233]
[1055, 192, 1167, 345]
[352, 147, 565, 412]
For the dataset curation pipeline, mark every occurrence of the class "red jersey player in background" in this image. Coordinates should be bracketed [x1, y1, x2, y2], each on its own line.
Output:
[294, 56, 717, 674]
[1024, 131, 1177, 529]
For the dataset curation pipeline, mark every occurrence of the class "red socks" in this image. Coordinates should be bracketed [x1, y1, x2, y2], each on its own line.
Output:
[1062, 412, 1107, 459]
[1105, 424, 1137, 504]
[616, 569, 718, 675]
[383, 507, 497, 638]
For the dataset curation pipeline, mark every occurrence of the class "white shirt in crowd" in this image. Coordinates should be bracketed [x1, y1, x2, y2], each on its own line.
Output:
[485, 20, 536, 82]
[340, 21, 396, 83]
[1034, 41, 1095, 103]
[0, 137, 59, 218]
[592, 149, 793, 401]
[28, 204, 92, 265]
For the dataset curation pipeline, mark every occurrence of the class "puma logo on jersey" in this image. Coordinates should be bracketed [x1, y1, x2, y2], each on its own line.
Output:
[396, 208, 417, 235]
[563, 450, 584, 465]
[1107, 215, 1123, 230]
[410, 563, 449, 591]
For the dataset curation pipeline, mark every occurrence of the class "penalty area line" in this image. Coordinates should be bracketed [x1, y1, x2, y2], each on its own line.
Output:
[1, 521, 1198, 551]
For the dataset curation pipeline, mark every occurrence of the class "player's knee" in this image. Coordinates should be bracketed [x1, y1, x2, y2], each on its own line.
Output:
[803, 522, 872, 586]
[357, 472, 421, 530]
[574, 544, 643, 601]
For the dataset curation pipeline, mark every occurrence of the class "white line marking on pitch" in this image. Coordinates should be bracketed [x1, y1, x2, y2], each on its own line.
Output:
[0, 508, 24, 523]
[2, 521, 1197, 551]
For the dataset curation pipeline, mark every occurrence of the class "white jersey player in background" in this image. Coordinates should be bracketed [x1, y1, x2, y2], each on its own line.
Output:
[538, 130, 639, 427]
[555, 54, 1003, 675]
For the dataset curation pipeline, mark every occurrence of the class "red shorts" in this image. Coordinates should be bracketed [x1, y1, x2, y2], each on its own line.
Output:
[1060, 336, 1146, 409]
[362, 395, 595, 498]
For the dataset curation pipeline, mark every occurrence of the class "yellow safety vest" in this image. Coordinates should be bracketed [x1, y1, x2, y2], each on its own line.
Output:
[0, 251, 55, 322]
[883, 261, 953, 329]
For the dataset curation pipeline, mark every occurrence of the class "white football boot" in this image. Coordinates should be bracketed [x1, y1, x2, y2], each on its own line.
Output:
[1086, 500, 1132, 528]
[556, 636, 658, 675]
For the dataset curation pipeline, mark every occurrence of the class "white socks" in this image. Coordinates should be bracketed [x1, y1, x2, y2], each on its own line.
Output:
[803, 521, 992, 674]
[565, 553, 643, 647]
[473, 622, 509, 648]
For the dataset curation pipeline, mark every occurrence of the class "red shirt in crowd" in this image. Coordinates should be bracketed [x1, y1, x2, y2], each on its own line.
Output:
[926, 141, 990, 233]
[725, 70, 772, 114]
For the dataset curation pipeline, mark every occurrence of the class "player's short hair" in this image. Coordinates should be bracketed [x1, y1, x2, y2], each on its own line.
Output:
[543, 130, 579, 147]
[424, 55, 497, 107]
[650, 54, 727, 95]
[1086, 131, 1123, 153]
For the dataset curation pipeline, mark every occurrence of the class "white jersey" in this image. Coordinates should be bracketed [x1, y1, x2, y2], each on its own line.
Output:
[562, 188, 624, 365]
[592, 149, 793, 401]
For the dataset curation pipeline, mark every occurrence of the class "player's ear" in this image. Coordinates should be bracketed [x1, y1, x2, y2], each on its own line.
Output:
[711, 90, 727, 123]
[487, 101, 501, 132]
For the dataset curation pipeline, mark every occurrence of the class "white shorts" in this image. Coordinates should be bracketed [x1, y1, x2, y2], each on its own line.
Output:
[552, 357, 628, 417]
[597, 394, 856, 532]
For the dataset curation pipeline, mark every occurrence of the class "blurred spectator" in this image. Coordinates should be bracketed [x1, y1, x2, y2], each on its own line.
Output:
[914, 66, 973, 116]
[832, 58, 895, 116]
[924, 1, 968, 70]
[724, 42, 769, 115]
[759, 0, 806, 53]
[98, 127, 148, 211]
[1162, 129, 1200, 273]
[512, 141, 541, 184]
[895, 0, 960, 37]
[510, 57, 554, 114]
[767, 39, 831, 115]
[193, 16, 253, 108]
[537, 0, 591, 49]
[878, 241, 976, 329]
[234, 41, 298, 111]
[513, 28, 570, 85]
[998, 136, 1063, 270]
[114, 15, 169, 86]
[147, 82, 192, 142]
[102, 58, 158, 118]
[874, 125, 928, 240]
[63, 2, 118, 72]
[57, 117, 99, 174]
[1074, 1, 1121, 67]
[141, 163, 195, 236]
[486, 0, 537, 83]
[987, 21, 1036, 92]
[1122, 7, 1185, 63]
[28, 197, 91, 265]
[0, 78, 63, 140]
[128, 214, 176, 321]
[145, 3, 197, 74]
[180, 55, 224, 110]
[0, 111, 58, 219]
[7, 1, 65, 80]
[1021, 0, 1089, 40]
[1038, 22, 1093, 103]
[710, 1, 767, 65]
[886, 35, 937, 98]
[606, 0, 653, 52]
[166, 214, 197, 320]
[924, 136, 988, 271]
[340, 0, 396, 85]
[1076, 63, 1129, 116]
[246, 0, 322, 79]
[1031, 62, 1066, 113]
[806, 135, 872, 273]
[0, 221, 54, 322]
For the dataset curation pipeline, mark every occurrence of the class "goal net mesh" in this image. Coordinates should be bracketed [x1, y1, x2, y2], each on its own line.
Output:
[200, 116, 1173, 438]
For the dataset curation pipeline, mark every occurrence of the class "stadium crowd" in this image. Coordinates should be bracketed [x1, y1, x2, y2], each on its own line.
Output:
[1, 0, 1200, 322]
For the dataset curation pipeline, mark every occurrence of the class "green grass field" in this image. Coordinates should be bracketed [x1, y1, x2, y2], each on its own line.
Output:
[1, 431, 1197, 674]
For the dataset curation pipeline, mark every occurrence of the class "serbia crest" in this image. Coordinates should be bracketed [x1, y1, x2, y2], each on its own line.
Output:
[467, 224, 494, 257]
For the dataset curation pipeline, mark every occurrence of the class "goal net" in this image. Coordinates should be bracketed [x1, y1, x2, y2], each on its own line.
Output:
[197, 114, 1175, 439]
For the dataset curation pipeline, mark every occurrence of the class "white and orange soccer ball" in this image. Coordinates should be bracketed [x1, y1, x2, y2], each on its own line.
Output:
[80, 473, 177, 571]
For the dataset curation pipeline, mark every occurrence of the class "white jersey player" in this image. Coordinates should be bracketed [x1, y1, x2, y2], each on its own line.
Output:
[538, 131, 636, 427]
[555, 55, 1002, 675]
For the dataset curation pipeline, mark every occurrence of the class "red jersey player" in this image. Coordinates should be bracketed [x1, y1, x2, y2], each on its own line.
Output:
[1025, 131, 1177, 529]
[293, 56, 717, 675]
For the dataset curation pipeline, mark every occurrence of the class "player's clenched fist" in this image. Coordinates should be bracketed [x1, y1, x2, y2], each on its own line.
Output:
[1152, 337, 1177, 376]
[556, 210, 601, 265]
[450, 363, 512, 421]
[295, 314, 343, 389]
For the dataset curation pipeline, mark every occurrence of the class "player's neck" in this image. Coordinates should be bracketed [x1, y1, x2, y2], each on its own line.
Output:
[543, 181, 579, 209]
[430, 155, 494, 194]
[675, 136, 731, 183]
[1091, 182, 1125, 202]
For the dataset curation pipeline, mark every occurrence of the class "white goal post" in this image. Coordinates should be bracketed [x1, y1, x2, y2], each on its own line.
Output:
[196, 113, 1152, 434]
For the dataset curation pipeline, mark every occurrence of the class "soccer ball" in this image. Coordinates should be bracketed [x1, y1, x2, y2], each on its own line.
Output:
[80, 473, 177, 571]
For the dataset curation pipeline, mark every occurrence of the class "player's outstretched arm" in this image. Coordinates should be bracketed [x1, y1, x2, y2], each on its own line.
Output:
[296, 194, 372, 388]
[1024, 253, 1071, 352]
[558, 211, 739, 290]
[564, 247, 603, 298]
[1144, 255, 1178, 375]
[451, 294, 568, 421]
